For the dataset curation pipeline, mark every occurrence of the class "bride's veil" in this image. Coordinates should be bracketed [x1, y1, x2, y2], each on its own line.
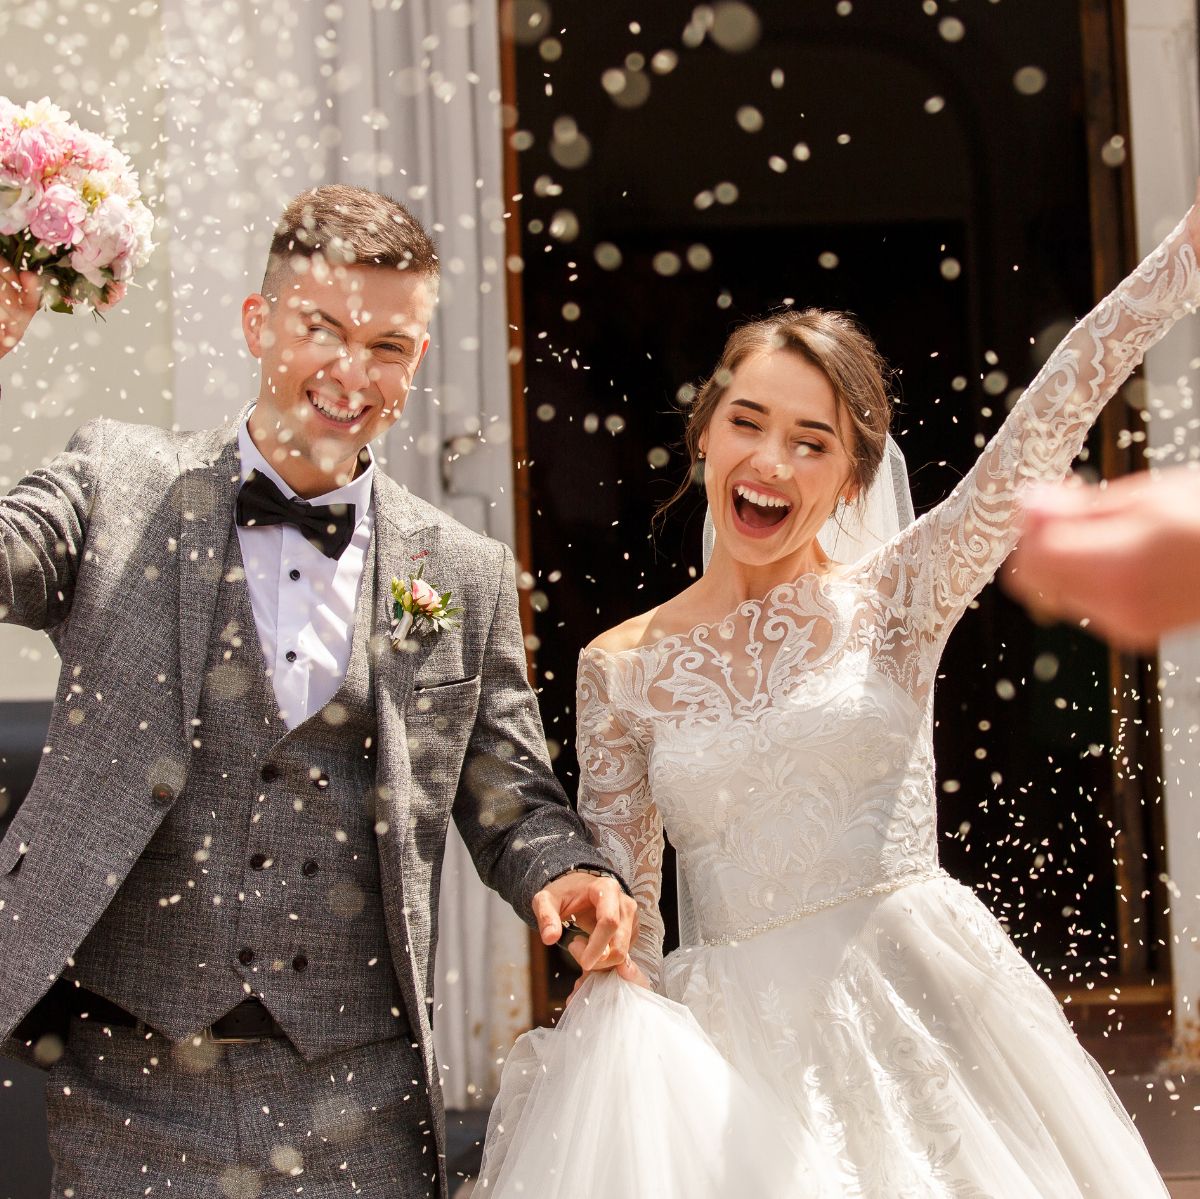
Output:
[683, 433, 915, 948]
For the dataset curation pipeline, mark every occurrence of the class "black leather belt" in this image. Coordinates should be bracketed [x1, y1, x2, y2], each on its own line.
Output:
[69, 989, 286, 1044]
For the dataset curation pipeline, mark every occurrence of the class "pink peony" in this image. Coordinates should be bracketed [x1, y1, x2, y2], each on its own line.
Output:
[28, 182, 87, 248]
[70, 194, 137, 285]
[410, 577, 441, 614]
[6, 123, 62, 179]
[64, 126, 117, 173]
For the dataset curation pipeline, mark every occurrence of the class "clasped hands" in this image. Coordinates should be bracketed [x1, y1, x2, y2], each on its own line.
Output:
[532, 871, 650, 996]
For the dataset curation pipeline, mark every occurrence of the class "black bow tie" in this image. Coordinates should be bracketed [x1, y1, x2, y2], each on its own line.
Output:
[235, 470, 357, 560]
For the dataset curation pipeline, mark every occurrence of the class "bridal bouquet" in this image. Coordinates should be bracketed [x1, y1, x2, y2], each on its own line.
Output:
[0, 96, 154, 313]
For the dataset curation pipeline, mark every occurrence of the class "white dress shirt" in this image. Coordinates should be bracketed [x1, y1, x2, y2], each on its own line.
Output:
[235, 414, 375, 729]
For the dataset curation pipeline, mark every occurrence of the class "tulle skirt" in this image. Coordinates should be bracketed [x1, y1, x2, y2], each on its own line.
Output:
[479, 874, 1167, 1198]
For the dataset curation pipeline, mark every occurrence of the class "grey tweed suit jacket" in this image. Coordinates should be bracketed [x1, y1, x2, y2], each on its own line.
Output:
[0, 415, 614, 1192]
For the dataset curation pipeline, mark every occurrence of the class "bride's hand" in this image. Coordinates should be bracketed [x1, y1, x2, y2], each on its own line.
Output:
[615, 957, 652, 989]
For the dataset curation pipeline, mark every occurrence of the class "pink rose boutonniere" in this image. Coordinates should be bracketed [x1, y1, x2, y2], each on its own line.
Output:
[390, 562, 462, 647]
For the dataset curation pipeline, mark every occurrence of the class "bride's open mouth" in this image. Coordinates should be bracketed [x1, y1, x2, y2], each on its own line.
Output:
[731, 483, 793, 535]
[306, 389, 367, 427]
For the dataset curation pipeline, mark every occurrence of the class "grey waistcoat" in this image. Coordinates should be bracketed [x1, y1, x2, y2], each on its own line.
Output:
[67, 525, 406, 1059]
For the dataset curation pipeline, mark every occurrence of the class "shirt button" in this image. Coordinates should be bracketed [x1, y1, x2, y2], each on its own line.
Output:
[285, 650, 298, 663]
[150, 783, 174, 807]
[289, 568, 301, 581]
[292, 954, 308, 972]
[237, 948, 255, 966]
[260, 763, 280, 783]
[249, 853, 268, 870]
[302, 860, 319, 877]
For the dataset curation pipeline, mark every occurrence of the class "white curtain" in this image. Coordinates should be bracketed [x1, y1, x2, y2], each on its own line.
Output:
[157, 0, 531, 1106]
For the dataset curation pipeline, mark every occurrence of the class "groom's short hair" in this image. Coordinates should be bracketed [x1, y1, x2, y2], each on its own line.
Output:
[262, 184, 439, 299]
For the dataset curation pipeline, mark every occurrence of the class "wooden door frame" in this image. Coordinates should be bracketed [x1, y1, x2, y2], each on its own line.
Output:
[497, 0, 558, 1029]
[1079, 0, 1171, 998]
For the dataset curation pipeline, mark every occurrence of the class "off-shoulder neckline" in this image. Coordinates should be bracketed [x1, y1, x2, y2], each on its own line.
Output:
[581, 566, 862, 661]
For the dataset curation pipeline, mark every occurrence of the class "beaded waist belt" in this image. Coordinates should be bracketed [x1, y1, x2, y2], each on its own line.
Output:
[696, 868, 948, 948]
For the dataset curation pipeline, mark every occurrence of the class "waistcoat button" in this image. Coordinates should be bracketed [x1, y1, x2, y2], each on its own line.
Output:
[249, 853, 268, 870]
[302, 860, 319, 877]
[150, 783, 174, 806]
[292, 954, 308, 972]
[260, 763, 280, 783]
[237, 947, 255, 966]
[289, 568, 301, 581]
[285, 649, 297, 663]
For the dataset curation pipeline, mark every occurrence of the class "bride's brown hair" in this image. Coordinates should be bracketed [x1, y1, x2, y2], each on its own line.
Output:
[660, 309, 893, 522]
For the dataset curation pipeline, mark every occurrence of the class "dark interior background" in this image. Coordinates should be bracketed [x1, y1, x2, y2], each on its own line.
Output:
[511, 0, 1146, 995]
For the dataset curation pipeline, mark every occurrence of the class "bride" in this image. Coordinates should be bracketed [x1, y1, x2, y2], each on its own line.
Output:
[475, 194, 1200, 1197]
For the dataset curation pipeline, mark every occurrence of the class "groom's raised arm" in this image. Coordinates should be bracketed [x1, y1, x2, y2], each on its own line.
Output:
[0, 416, 103, 633]
[0, 261, 100, 632]
[452, 541, 627, 923]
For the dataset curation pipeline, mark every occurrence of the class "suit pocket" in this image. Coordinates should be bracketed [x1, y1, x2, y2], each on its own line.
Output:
[0, 821, 29, 877]
[405, 676, 481, 769]
[408, 674, 481, 717]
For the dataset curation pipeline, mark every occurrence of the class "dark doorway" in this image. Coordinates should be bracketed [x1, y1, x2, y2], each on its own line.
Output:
[506, 0, 1164, 1024]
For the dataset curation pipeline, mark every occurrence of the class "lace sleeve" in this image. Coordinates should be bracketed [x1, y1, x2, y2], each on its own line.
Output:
[575, 649, 666, 991]
[875, 212, 1200, 641]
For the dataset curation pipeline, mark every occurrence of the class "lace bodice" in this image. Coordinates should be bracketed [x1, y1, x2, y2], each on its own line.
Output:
[577, 215, 1200, 989]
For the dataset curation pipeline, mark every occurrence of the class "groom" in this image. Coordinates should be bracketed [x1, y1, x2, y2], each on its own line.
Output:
[0, 184, 636, 1198]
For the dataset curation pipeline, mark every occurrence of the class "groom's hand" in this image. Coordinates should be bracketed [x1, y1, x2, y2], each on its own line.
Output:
[532, 871, 638, 972]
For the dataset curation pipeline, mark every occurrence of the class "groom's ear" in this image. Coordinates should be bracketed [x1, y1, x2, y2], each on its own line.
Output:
[241, 294, 270, 359]
[414, 331, 431, 374]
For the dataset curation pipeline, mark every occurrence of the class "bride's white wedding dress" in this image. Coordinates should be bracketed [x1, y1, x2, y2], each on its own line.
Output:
[478, 217, 1198, 1197]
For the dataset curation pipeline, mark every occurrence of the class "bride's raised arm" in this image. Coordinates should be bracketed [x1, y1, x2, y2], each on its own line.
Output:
[878, 191, 1200, 641]
[574, 648, 666, 991]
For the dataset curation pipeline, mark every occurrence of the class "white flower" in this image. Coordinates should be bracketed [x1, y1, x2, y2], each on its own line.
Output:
[0, 172, 43, 236]
[20, 96, 74, 129]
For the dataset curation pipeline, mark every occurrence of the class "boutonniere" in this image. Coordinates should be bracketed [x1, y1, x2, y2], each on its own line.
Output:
[390, 557, 462, 647]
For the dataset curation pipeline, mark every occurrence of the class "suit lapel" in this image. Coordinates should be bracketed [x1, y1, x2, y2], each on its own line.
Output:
[369, 474, 439, 714]
[177, 428, 243, 731]
[369, 475, 440, 1037]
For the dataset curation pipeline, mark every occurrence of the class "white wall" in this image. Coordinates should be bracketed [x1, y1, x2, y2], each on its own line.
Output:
[0, 5, 174, 701]
[1125, 0, 1200, 1062]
